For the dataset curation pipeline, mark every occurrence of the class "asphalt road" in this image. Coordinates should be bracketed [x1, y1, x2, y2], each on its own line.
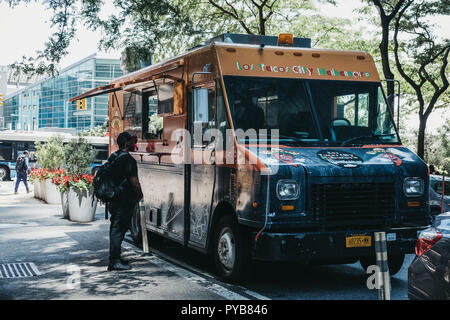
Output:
[0, 180, 413, 300]
[133, 232, 413, 300]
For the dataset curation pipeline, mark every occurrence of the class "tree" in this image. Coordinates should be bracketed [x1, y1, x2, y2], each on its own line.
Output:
[6, 0, 335, 77]
[367, 0, 409, 111]
[205, 0, 320, 36]
[392, 0, 450, 159]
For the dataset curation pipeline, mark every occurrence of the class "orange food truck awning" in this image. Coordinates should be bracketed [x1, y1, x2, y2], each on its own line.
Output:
[69, 59, 185, 103]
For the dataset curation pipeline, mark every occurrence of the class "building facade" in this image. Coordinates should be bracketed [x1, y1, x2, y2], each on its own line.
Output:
[2, 54, 123, 131]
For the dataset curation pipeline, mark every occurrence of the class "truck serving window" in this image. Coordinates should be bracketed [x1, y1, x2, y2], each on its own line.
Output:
[223, 76, 319, 144]
[123, 91, 141, 134]
[142, 90, 163, 140]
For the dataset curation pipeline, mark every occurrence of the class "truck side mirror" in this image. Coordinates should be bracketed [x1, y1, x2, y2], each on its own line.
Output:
[193, 88, 209, 124]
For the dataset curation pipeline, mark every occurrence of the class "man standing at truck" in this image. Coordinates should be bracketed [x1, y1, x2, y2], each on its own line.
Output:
[107, 132, 143, 271]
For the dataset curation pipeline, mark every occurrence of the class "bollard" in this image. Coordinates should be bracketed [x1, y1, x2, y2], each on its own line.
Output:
[140, 199, 149, 254]
[374, 232, 391, 300]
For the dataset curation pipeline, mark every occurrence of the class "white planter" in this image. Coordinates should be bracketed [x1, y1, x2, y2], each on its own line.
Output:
[45, 179, 61, 204]
[34, 181, 40, 199]
[68, 188, 97, 223]
[61, 190, 69, 219]
[40, 180, 46, 200]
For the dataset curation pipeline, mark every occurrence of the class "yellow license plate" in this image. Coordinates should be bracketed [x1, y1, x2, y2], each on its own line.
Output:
[346, 235, 372, 248]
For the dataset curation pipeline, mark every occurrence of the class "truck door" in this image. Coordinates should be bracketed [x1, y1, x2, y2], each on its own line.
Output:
[189, 85, 216, 249]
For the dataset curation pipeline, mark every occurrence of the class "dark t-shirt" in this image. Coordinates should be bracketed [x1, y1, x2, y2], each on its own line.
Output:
[108, 150, 138, 203]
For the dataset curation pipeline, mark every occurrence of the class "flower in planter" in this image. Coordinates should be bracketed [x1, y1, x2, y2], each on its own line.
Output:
[68, 174, 95, 193]
[38, 168, 51, 181]
[29, 168, 41, 184]
[50, 169, 66, 185]
[56, 174, 72, 194]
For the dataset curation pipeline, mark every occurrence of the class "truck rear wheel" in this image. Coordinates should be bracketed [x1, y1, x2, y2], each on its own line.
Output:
[359, 253, 405, 276]
[213, 215, 251, 283]
[0, 166, 10, 181]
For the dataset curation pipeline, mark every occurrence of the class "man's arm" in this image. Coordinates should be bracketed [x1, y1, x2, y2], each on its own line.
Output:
[128, 176, 143, 201]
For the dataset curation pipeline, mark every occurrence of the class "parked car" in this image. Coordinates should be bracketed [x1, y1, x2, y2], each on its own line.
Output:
[429, 175, 450, 216]
[408, 212, 450, 299]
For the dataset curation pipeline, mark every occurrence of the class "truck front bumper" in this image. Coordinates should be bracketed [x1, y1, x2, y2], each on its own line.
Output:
[252, 227, 424, 262]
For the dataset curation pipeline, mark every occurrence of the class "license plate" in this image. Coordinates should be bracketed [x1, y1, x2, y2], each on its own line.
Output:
[346, 235, 372, 248]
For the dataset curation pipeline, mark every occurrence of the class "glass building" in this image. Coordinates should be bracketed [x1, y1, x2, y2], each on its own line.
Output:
[2, 54, 123, 131]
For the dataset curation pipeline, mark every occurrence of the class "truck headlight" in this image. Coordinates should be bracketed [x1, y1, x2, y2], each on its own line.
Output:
[403, 177, 424, 197]
[276, 180, 299, 200]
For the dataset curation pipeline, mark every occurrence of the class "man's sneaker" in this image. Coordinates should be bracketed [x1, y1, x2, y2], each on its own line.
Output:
[107, 261, 131, 271]
[14, 192, 18, 195]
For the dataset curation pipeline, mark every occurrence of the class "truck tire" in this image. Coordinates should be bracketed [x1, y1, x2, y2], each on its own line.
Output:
[213, 215, 251, 283]
[0, 166, 10, 181]
[359, 253, 405, 276]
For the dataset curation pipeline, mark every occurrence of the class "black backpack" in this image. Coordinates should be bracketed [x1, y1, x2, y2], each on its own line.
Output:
[16, 156, 25, 172]
[93, 152, 127, 203]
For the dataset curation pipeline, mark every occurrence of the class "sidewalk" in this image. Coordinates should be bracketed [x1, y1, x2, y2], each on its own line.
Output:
[0, 181, 223, 300]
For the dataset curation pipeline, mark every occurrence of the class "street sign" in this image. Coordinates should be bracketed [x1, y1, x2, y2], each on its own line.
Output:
[76, 98, 87, 110]
[0, 93, 3, 106]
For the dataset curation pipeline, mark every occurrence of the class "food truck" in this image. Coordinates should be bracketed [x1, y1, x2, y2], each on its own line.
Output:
[70, 34, 431, 282]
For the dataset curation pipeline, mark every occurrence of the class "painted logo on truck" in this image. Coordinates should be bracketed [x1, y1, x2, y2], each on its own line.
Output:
[317, 150, 363, 168]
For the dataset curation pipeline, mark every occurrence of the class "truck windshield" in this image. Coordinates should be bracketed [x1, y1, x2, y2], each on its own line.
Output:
[223, 76, 400, 146]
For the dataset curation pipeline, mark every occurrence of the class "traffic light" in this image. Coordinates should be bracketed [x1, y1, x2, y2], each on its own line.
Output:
[0, 93, 3, 107]
[77, 98, 87, 110]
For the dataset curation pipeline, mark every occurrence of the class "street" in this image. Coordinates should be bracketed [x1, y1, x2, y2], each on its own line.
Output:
[0, 181, 412, 300]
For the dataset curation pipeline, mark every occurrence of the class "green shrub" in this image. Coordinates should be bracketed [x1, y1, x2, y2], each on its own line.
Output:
[35, 135, 65, 170]
[64, 137, 97, 176]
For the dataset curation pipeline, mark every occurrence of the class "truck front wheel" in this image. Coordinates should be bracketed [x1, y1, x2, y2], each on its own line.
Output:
[213, 215, 251, 283]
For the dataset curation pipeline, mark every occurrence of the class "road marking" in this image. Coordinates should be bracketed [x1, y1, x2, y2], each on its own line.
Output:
[122, 237, 271, 301]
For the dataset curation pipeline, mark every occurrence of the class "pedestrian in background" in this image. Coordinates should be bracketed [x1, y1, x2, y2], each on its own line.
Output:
[14, 150, 30, 194]
[107, 132, 143, 271]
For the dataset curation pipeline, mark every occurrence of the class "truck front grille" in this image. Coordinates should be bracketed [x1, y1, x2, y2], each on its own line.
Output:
[310, 183, 395, 228]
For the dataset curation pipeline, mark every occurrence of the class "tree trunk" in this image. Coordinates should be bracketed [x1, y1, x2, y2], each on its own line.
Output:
[379, 25, 396, 113]
[417, 116, 427, 160]
[258, 8, 265, 35]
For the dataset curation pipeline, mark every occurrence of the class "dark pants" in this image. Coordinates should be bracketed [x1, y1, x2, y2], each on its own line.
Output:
[15, 171, 29, 193]
[108, 200, 135, 264]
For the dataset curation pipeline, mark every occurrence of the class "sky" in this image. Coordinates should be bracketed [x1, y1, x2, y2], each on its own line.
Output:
[0, 0, 448, 133]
